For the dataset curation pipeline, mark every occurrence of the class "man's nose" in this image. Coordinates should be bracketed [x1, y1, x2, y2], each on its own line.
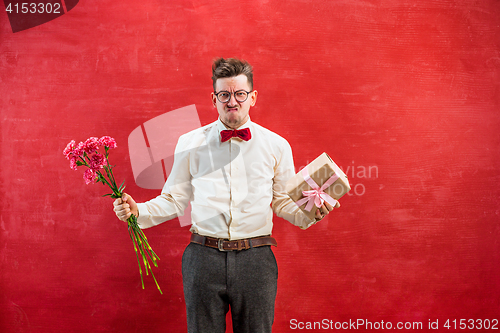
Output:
[227, 93, 238, 107]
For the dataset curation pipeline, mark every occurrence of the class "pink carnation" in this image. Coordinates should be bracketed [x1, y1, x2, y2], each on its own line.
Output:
[63, 140, 84, 163]
[73, 142, 85, 158]
[83, 137, 99, 154]
[83, 168, 98, 185]
[63, 140, 76, 159]
[99, 136, 117, 149]
[89, 153, 107, 170]
[69, 157, 78, 171]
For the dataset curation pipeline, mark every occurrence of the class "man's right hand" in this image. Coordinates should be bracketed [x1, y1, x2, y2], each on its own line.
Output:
[113, 193, 138, 221]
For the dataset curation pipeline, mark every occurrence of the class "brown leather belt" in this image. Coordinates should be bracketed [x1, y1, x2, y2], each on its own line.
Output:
[190, 233, 277, 251]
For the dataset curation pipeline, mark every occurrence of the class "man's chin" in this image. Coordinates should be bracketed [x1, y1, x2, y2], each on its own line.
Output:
[222, 117, 241, 129]
[221, 112, 249, 128]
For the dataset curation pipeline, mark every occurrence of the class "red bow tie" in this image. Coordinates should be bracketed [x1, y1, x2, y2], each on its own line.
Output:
[220, 128, 252, 142]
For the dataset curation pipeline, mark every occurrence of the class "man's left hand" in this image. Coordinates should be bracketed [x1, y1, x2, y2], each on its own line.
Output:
[315, 201, 340, 221]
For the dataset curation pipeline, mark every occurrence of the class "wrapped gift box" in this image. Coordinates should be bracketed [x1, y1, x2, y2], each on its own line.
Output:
[286, 152, 350, 220]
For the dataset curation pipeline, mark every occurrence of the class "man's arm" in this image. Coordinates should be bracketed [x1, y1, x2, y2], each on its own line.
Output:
[271, 140, 338, 229]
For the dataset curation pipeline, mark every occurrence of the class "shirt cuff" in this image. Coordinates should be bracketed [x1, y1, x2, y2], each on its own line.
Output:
[136, 203, 153, 229]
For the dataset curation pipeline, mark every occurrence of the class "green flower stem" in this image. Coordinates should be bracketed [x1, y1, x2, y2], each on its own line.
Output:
[132, 225, 159, 265]
[103, 149, 118, 190]
[131, 224, 153, 271]
[128, 226, 145, 290]
[127, 214, 162, 294]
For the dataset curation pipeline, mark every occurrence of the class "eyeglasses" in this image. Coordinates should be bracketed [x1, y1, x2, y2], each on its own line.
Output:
[214, 90, 252, 103]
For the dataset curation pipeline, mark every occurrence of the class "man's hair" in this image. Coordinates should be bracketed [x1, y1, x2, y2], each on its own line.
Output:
[212, 58, 254, 91]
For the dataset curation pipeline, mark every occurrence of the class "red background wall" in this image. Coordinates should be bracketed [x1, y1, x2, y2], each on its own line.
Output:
[1, 0, 499, 332]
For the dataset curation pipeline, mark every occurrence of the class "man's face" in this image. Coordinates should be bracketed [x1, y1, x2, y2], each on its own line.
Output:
[211, 74, 258, 129]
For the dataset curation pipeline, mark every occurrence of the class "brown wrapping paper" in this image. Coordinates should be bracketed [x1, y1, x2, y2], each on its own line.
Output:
[286, 152, 351, 220]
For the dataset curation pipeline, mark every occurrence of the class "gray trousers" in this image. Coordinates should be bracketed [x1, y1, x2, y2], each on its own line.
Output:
[181, 242, 278, 333]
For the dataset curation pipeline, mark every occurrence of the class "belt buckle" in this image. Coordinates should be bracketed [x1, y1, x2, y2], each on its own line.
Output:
[218, 238, 228, 252]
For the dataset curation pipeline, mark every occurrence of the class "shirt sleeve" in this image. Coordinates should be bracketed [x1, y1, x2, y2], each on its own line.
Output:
[136, 134, 193, 229]
[271, 139, 317, 229]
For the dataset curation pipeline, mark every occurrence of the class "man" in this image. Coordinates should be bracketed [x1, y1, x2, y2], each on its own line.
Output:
[113, 58, 338, 333]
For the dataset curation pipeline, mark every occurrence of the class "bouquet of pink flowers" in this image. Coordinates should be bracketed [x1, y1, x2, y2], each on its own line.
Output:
[63, 136, 162, 294]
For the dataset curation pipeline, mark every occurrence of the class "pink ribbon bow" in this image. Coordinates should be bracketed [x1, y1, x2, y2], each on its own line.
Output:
[295, 168, 339, 212]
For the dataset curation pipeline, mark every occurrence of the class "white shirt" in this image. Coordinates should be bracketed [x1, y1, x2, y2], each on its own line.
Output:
[136, 117, 315, 240]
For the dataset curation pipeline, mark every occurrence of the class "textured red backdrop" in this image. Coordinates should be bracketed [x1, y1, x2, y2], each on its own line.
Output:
[1, 0, 499, 332]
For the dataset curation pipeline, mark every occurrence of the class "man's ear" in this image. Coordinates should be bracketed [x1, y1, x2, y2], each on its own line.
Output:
[250, 90, 258, 107]
[211, 92, 217, 107]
